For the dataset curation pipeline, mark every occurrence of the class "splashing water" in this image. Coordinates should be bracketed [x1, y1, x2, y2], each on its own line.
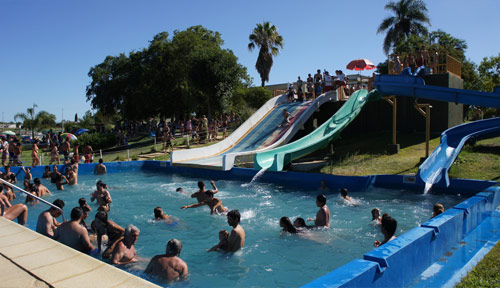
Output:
[424, 182, 433, 194]
[242, 167, 268, 187]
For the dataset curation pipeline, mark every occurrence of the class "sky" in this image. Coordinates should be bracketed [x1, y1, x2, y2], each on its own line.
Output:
[1, 0, 499, 123]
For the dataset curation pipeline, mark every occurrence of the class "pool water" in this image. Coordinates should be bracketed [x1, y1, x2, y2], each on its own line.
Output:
[15, 171, 464, 287]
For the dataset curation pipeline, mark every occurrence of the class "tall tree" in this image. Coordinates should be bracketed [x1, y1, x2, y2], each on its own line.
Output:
[377, 0, 430, 55]
[248, 22, 284, 87]
[14, 105, 56, 138]
[478, 54, 500, 92]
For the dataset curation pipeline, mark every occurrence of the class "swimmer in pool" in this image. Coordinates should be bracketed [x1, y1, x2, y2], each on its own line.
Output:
[340, 188, 357, 206]
[154, 206, 174, 223]
[111, 224, 140, 265]
[221, 210, 245, 252]
[293, 217, 312, 229]
[54, 207, 95, 254]
[280, 217, 298, 234]
[432, 203, 444, 218]
[307, 194, 331, 228]
[371, 208, 382, 224]
[93, 158, 107, 175]
[145, 239, 188, 281]
[0, 192, 28, 225]
[191, 180, 218, 203]
[181, 191, 228, 215]
[36, 199, 65, 238]
[207, 230, 229, 252]
[374, 213, 397, 247]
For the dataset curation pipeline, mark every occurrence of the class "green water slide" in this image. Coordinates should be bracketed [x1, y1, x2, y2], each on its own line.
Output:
[254, 89, 381, 171]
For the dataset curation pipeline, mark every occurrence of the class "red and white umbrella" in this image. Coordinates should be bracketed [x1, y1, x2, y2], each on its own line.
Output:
[346, 59, 376, 71]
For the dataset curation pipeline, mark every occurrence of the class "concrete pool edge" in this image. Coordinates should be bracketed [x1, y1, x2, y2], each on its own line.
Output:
[3, 160, 500, 287]
[0, 217, 160, 288]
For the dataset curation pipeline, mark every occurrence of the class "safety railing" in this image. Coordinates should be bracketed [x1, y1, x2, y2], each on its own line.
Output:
[0, 178, 65, 221]
[388, 53, 462, 77]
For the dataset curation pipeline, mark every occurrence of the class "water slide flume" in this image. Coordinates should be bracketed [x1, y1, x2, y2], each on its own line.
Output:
[254, 89, 381, 172]
[418, 117, 500, 190]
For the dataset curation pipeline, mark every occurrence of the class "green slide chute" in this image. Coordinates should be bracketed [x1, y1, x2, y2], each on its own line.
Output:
[254, 89, 381, 171]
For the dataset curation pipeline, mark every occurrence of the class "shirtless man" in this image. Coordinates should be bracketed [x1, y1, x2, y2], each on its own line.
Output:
[42, 166, 51, 178]
[91, 182, 112, 212]
[50, 165, 61, 183]
[0, 137, 9, 166]
[82, 144, 93, 163]
[67, 167, 78, 185]
[307, 194, 331, 228]
[221, 210, 245, 252]
[54, 207, 95, 253]
[181, 191, 228, 215]
[0, 192, 28, 225]
[60, 139, 71, 162]
[340, 188, 356, 206]
[1, 166, 16, 183]
[34, 178, 51, 197]
[93, 158, 107, 175]
[54, 174, 69, 191]
[36, 199, 65, 238]
[111, 224, 140, 265]
[191, 180, 218, 203]
[145, 239, 188, 281]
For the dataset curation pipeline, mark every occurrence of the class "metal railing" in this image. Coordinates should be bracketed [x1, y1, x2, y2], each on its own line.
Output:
[387, 54, 462, 77]
[0, 178, 65, 221]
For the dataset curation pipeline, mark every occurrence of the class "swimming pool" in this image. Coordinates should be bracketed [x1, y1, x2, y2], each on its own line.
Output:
[14, 169, 465, 287]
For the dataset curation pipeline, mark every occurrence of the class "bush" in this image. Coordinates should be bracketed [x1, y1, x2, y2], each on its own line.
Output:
[75, 132, 117, 150]
[245, 87, 272, 109]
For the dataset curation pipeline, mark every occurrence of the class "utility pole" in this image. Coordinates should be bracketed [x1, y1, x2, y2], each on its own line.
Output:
[62, 108, 64, 133]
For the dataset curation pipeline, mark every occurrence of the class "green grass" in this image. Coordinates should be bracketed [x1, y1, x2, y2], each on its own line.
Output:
[455, 241, 500, 288]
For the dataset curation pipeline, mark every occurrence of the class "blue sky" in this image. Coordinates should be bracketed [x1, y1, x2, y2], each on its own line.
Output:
[1, 0, 499, 123]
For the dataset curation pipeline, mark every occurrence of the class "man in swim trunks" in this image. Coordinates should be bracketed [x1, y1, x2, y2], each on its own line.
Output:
[54, 207, 95, 253]
[60, 139, 71, 162]
[181, 191, 228, 215]
[0, 137, 8, 166]
[307, 194, 331, 228]
[93, 158, 107, 175]
[221, 210, 245, 252]
[67, 167, 78, 185]
[191, 180, 218, 203]
[111, 224, 140, 265]
[82, 144, 93, 163]
[144, 239, 188, 281]
[36, 199, 65, 238]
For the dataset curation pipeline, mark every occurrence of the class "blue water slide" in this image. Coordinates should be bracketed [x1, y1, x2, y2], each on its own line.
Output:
[417, 117, 500, 188]
[374, 74, 500, 187]
[374, 74, 500, 108]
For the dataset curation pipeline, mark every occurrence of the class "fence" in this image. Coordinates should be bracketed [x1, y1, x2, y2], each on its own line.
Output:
[388, 54, 462, 78]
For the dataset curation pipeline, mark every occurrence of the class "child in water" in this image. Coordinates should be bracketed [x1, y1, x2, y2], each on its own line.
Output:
[371, 208, 382, 224]
[340, 188, 357, 206]
[207, 230, 229, 252]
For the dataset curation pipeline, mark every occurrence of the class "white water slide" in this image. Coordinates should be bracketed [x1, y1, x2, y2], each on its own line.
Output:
[170, 91, 340, 170]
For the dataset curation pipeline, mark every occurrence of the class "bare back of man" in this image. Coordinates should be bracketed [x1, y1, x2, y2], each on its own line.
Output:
[145, 255, 188, 281]
[315, 205, 331, 228]
[36, 210, 57, 237]
[55, 221, 93, 253]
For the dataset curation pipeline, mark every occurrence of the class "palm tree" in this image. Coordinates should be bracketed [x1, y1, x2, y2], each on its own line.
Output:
[248, 22, 284, 87]
[14, 104, 56, 139]
[377, 0, 431, 55]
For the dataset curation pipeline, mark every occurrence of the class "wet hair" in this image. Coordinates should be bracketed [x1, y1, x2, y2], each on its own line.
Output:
[154, 207, 163, 218]
[280, 217, 297, 234]
[124, 224, 140, 237]
[34, 178, 41, 185]
[381, 213, 397, 237]
[78, 198, 87, 207]
[316, 194, 327, 206]
[70, 207, 84, 221]
[99, 158, 103, 164]
[293, 217, 307, 228]
[197, 181, 205, 190]
[205, 191, 214, 198]
[95, 210, 108, 222]
[433, 203, 444, 217]
[227, 210, 241, 223]
[53, 199, 65, 209]
[165, 238, 182, 257]
[340, 188, 349, 197]
[176, 187, 184, 193]
[371, 208, 381, 220]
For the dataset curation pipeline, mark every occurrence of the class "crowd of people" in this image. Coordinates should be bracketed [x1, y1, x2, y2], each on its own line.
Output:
[390, 46, 439, 76]
[0, 158, 448, 283]
[287, 69, 373, 102]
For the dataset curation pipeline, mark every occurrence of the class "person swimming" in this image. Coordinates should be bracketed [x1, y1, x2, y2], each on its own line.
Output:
[280, 216, 298, 234]
[340, 188, 357, 206]
[371, 208, 382, 224]
[293, 217, 312, 229]
[374, 213, 397, 247]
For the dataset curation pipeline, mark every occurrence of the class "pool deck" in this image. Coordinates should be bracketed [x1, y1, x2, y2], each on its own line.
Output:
[0, 217, 159, 288]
